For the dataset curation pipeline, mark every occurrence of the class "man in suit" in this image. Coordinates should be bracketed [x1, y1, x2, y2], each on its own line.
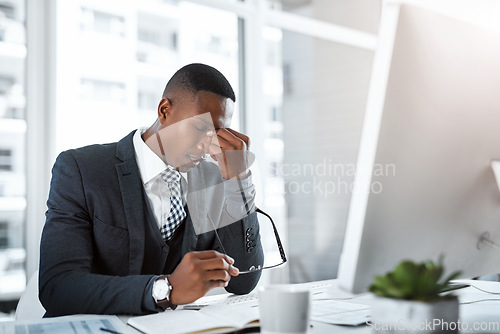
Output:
[39, 63, 264, 316]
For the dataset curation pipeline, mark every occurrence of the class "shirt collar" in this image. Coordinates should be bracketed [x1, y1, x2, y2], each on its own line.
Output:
[133, 128, 188, 184]
[133, 128, 168, 185]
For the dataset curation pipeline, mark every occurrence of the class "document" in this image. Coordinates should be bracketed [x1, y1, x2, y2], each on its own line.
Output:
[129, 297, 371, 333]
[128, 304, 260, 334]
[0, 315, 131, 334]
[311, 299, 371, 326]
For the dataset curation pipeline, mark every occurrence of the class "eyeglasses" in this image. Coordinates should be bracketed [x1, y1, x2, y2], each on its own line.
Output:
[213, 207, 287, 275]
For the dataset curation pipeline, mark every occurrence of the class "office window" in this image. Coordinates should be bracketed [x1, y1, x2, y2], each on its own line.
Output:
[257, 0, 380, 283]
[281, 32, 374, 282]
[16, 2, 500, 316]
[19, 0, 385, 299]
[54, 0, 378, 285]
[136, 11, 179, 67]
[80, 78, 127, 104]
[80, 8, 126, 37]
[0, 221, 8, 247]
[265, 0, 380, 34]
[55, 0, 241, 152]
[0, 0, 26, 302]
[0, 3, 15, 19]
[0, 149, 12, 171]
[137, 91, 158, 112]
[137, 30, 178, 51]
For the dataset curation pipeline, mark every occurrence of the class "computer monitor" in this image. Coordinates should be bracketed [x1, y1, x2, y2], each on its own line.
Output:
[338, 2, 500, 293]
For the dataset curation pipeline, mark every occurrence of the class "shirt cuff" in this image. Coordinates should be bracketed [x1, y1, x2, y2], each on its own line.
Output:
[224, 171, 252, 191]
[142, 275, 164, 313]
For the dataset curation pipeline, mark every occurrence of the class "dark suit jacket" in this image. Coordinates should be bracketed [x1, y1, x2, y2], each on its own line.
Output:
[39, 131, 263, 316]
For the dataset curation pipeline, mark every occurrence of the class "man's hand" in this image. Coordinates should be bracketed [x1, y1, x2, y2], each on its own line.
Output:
[167, 250, 239, 305]
[208, 128, 254, 180]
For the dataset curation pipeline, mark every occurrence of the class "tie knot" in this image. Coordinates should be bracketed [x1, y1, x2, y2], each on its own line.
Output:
[161, 168, 181, 184]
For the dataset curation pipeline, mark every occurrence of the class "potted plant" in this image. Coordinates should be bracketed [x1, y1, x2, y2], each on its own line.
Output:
[368, 258, 461, 333]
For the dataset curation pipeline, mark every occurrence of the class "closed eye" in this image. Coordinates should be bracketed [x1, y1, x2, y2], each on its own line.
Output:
[193, 124, 208, 132]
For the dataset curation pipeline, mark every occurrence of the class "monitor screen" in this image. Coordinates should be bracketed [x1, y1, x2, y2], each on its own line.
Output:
[338, 3, 500, 293]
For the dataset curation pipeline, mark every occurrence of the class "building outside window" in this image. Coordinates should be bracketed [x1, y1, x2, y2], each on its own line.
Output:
[0, 0, 27, 305]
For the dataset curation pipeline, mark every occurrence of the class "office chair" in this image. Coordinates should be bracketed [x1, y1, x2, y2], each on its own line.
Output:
[15, 270, 45, 320]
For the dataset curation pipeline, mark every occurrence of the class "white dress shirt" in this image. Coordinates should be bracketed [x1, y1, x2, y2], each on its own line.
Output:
[132, 128, 255, 229]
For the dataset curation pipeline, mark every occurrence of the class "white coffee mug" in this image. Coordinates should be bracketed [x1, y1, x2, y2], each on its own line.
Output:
[258, 285, 310, 334]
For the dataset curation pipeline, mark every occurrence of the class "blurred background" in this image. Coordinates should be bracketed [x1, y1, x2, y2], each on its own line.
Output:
[0, 0, 499, 320]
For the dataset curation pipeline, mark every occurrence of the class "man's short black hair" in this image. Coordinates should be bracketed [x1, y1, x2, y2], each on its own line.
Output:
[163, 63, 236, 102]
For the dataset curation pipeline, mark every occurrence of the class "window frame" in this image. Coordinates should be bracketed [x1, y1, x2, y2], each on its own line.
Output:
[24, 0, 378, 281]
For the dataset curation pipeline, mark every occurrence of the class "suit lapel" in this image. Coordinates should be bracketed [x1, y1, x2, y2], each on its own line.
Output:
[181, 206, 198, 257]
[116, 131, 147, 274]
[182, 170, 203, 256]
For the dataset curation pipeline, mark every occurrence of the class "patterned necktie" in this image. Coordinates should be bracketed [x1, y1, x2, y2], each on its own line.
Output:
[159, 168, 186, 241]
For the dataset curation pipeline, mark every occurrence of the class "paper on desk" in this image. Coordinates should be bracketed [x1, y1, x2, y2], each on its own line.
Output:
[128, 305, 259, 334]
[0, 315, 131, 334]
[311, 300, 371, 326]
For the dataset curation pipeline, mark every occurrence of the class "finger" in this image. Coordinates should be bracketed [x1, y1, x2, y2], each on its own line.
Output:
[228, 265, 239, 276]
[200, 257, 231, 272]
[226, 128, 250, 148]
[213, 135, 243, 171]
[207, 135, 224, 155]
[203, 269, 231, 282]
[216, 129, 246, 150]
[207, 142, 223, 156]
[214, 137, 234, 155]
[225, 254, 235, 265]
[206, 280, 229, 289]
[216, 129, 243, 146]
[190, 250, 229, 261]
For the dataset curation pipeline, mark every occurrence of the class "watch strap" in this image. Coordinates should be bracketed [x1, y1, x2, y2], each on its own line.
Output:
[156, 297, 177, 311]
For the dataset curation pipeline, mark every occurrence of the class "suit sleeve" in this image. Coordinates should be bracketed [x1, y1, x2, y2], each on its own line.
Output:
[39, 151, 155, 316]
[217, 211, 264, 295]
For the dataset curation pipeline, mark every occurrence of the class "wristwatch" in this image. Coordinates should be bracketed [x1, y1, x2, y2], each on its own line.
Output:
[152, 275, 177, 310]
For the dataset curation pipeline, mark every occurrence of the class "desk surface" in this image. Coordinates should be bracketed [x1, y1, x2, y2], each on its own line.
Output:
[5, 279, 500, 333]
[121, 279, 500, 334]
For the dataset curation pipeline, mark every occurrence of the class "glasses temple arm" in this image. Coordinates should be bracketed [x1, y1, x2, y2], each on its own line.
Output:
[255, 207, 287, 263]
[237, 175, 287, 264]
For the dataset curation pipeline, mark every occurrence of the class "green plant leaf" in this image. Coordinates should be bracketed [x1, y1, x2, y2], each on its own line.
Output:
[392, 261, 418, 298]
[370, 257, 460, 301]
[443, 270, 462, 284]
[438, 270, 462, 293]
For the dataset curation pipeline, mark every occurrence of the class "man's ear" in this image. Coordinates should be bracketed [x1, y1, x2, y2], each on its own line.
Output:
[157, 98, 172, 125]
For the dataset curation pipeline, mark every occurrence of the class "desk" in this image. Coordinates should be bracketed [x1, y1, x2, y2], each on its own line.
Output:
[3, 279, 499, 333]
[122, 279, 500, 333]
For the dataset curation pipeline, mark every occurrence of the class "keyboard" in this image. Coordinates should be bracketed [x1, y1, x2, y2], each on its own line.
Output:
[183, 292, 259, 309]
[182, 280, 353, 310]
[182, 280, 370, 326]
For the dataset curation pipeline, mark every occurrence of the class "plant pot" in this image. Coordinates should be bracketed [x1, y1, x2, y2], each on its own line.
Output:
[369, 296, 459, 333]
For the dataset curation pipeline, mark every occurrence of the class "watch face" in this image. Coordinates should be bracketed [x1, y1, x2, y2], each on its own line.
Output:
[153, 279, 170, 301]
